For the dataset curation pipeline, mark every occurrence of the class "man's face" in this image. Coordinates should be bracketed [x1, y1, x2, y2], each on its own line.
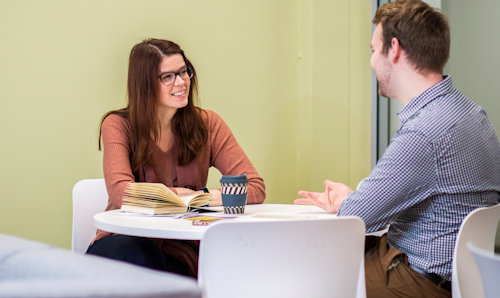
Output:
[370, 24, 393, 98]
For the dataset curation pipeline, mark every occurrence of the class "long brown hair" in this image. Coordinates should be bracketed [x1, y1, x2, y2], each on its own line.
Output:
[99, 39, 207, 176]
[373, 0, 450, 74]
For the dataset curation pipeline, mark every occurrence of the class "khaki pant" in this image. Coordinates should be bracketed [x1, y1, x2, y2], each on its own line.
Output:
[364, 235, 451, 298]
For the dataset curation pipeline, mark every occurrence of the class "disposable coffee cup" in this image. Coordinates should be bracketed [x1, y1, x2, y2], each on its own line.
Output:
[220, 174, 248, 214]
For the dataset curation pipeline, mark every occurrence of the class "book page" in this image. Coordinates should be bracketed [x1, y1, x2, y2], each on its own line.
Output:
[121, 204, 187, 215]
[180, 193, 212, 207]
[126, 183, 185, 206]
[122, 183, 214, 214]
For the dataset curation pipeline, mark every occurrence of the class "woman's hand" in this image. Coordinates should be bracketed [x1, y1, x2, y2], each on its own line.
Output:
[208, 189, 222, 206]
[294, 180, 352, 213]
[174, 187, 203, 197]
[175, 187, 222, 206]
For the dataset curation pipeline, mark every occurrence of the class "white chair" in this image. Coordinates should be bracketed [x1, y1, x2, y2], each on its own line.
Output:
[72, 178, 108, 253]
[467, 242, 500, 298]
[452, 203, 500, 298]
[198, 217, 366, 298]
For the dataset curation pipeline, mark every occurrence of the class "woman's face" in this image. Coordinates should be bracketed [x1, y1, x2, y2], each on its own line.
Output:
[156, 54, 191, 112]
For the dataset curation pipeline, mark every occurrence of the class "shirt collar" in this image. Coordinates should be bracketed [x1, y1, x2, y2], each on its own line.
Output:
[398, 75, 454, 124]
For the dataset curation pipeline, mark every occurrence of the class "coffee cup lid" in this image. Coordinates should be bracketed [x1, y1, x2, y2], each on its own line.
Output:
[220, 174, 248, 184]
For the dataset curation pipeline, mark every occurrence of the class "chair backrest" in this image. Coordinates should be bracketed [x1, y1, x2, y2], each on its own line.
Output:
[72, 179, 109, 253]
[198, 217, 366, 298]
[467, 243, 500, 298]
[452, 203, 500, 298]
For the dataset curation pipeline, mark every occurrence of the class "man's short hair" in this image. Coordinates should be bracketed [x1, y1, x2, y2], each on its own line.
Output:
[373, 0, 450, 74]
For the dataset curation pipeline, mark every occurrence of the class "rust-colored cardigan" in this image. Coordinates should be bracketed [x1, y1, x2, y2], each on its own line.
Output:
[101, 109, 265, 210]
[95, 109, 266, 276]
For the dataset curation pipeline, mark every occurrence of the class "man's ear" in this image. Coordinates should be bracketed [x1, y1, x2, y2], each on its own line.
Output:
[388, 37, 401, 63]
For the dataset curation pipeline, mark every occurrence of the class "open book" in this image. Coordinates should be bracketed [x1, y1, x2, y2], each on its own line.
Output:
[120, 183, 213, 215]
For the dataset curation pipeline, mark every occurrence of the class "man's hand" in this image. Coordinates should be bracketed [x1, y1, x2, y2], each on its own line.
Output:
[294, 180, 352, 213]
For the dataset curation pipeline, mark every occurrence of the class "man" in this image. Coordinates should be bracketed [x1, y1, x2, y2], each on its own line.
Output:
[295, 1, 500, 297]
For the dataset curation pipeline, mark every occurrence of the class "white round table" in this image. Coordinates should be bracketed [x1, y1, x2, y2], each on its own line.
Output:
[94, 204, 336, 240]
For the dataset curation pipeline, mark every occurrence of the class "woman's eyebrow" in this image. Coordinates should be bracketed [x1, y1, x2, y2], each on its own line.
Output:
[159, 65, 187, 73]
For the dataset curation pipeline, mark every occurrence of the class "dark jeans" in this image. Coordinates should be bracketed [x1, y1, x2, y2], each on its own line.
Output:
[86, 235, 191, 277]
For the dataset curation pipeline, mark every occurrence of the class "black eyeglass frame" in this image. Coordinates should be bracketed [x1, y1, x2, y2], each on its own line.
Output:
[157, 66, 194, 86]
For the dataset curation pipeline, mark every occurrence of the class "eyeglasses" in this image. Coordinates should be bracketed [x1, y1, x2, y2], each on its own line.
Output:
[157, 66, 194, 86]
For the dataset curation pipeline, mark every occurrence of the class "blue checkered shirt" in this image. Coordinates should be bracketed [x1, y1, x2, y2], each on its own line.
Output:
[338, 75, 500, 280]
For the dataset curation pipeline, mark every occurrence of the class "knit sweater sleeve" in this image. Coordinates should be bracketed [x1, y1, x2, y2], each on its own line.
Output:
[101, 114, 135, 211]
[207, 111, 266, 204]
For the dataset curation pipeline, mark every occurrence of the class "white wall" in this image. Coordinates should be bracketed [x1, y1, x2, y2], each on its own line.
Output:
[442, 0, 500, 249]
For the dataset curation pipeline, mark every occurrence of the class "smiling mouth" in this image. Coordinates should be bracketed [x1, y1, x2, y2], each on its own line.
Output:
[171, 90, 186, 96]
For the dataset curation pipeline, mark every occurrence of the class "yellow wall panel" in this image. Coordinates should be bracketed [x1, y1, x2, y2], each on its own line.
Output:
[0, 0, 371, 248]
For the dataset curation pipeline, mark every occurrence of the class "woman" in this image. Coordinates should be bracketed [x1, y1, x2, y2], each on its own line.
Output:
[87, 38, 266, 277]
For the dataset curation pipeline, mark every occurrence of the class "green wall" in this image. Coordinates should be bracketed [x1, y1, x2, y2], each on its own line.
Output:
[0, 0, 371, 248]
